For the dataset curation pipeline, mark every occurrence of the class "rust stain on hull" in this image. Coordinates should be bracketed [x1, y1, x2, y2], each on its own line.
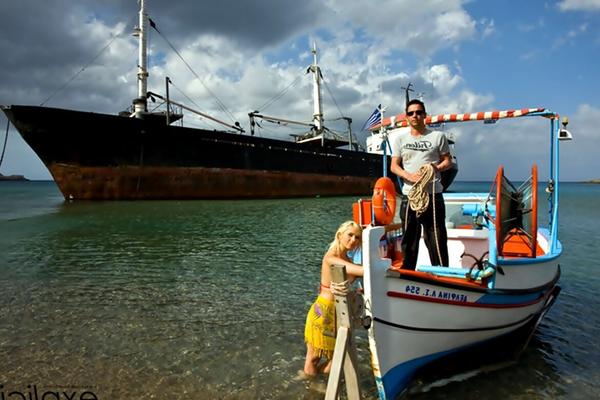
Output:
[50, 163, 376, 200]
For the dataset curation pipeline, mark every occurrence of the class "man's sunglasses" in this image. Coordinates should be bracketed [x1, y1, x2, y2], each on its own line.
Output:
[407, 110, 425, 117]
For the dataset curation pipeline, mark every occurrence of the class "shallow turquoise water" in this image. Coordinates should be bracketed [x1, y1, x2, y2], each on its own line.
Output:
[1, 181, 599, 399]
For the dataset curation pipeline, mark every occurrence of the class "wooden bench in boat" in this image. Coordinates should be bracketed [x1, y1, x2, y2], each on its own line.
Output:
[384, 227, 551, 290]
[383, 228, 491, 289]
[386, 267, 490, 289]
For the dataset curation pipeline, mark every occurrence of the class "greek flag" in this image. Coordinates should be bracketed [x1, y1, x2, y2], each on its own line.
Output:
[362, 104, 381, 131]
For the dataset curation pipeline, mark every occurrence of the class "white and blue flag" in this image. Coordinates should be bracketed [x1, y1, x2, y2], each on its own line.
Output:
[362, 104, 381, 131]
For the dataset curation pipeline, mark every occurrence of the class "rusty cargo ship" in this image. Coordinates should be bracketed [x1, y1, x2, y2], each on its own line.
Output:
[0, 0, 400, 200]
[1, 0, 454, 200]
[1, 103, 390, 200]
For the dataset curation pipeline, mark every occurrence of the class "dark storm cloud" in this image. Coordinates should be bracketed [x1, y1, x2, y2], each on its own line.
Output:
[0, 0, 322, 108]
[144, 0, 322, 47]
[75, 0, 323, 48]
[0, 1, 122, 107]
[0, 1, 87, 69]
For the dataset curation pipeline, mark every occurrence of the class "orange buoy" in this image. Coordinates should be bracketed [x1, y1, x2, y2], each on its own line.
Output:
[372, 177, 397, 225]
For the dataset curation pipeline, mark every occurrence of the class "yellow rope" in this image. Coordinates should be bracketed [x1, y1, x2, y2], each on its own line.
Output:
[407, 164, 435, 217]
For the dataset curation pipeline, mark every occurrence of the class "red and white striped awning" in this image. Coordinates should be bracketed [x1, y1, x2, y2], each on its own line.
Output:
[371, 107, 558, 131]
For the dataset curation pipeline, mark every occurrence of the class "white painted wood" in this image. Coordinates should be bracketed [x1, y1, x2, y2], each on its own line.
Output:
[324, 264, 362, 400]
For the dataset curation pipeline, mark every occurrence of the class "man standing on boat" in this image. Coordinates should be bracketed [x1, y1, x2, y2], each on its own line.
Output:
[391, 99, 453, 269]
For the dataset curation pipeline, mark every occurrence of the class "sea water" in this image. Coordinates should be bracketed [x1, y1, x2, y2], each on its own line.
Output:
[1, 181, 599, 399]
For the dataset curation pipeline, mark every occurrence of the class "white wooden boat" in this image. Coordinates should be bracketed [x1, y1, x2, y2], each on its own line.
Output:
[356, 108, 571, 399]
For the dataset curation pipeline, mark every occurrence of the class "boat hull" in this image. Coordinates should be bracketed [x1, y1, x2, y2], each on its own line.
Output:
[2, 105, 389, 200]
[369, 281, 558, 398]
[362, 225, 561, 399]
[47, 164, 374, 200]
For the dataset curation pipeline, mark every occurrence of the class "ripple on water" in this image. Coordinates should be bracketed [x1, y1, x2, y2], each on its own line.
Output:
[1, 186, 600, 398]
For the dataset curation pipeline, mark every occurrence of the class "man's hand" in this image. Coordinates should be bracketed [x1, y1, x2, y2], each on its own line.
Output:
[404, 170, 422, 183]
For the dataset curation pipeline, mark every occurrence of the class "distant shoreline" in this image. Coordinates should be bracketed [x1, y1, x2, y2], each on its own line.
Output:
[0, 173, 29, 181]
[585, 179, 600, 184]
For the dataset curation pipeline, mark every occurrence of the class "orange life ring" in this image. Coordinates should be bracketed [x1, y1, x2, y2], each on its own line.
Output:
[372, 177, 397, 225]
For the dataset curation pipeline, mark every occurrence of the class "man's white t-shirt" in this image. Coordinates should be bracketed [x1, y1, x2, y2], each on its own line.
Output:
[391, 128, 450, 195]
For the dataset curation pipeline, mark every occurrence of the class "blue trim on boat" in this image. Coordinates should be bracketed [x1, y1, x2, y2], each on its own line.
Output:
[379, 311, 543, 399]
[381, 355, 434, 400]
[443, 192, 489, 200]
[475, 291, 544, 305]
[391, 268, 560, 295]
[374, 376, 388, 400]
[415, 265, 469, 277]
[500, 239, 562, 265]
[487, 224, 498, 288]
[381, 337, 504, 399]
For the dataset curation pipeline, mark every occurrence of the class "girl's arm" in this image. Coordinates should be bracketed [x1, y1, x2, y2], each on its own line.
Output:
[323, 254, 363, 277]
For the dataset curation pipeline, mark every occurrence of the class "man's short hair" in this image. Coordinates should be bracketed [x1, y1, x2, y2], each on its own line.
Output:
[405, 99, 426, 114]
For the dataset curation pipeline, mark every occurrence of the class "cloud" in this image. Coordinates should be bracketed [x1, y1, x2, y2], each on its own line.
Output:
[0, 0, 481, 118]
[423, 65, 462, 95]
[558, 104, 600, 181]
[451, 103, 600, 182]
[4, 0, 586, 183]
[553, 21, 589, 48]
[567, 103, 600, 139]
[558, 0, 600, 12]
[452, 115, 554, 181]
[520, 50, 540, 61]
[480, 18, 495, 38]
[568, 22, 589, 38]
[324, 0, 477, 57]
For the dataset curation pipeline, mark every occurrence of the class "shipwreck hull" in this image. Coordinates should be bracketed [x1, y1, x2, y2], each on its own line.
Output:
[49, 164, 375, 200]
[3, 105, 389, 200]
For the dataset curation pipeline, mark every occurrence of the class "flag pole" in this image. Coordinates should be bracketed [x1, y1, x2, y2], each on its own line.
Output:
[380, 104, 387, 177]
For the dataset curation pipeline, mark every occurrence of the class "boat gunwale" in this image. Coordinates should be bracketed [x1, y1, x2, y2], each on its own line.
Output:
[386, 266, 560, 295]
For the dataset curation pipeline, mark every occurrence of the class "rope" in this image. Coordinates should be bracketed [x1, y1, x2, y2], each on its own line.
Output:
[407, 164, 435, 217]
[407, 163, 444, 266]
[322, 78, 345, 120]
[150, 23, 237, 124]
[168, 80, 221, 130]
[40, 15, 134, 106]
[330, 280, 350, 296]
[256, 72, 303, 112]
[0, 119, 9, 168]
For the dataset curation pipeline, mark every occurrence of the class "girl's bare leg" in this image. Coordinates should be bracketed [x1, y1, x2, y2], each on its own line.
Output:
[304, 345, 319, 376]
[319, 359, 332, 374]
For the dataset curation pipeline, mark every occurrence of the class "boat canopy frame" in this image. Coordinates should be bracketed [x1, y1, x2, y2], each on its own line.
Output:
[373, 107, 566, 255]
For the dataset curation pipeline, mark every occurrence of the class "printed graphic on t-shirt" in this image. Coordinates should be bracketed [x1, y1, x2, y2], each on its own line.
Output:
[404, 140, 434, 152]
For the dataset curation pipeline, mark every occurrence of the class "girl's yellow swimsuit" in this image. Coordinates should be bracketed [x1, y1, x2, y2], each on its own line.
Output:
[304, 295, 336, 359]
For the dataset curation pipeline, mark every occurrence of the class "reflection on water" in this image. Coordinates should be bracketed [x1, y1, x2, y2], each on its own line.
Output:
[1, 195, 371, 399]
[1, 182, 599, 399]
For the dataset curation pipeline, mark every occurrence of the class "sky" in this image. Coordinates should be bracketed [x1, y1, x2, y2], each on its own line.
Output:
[0, 0, 598, 182]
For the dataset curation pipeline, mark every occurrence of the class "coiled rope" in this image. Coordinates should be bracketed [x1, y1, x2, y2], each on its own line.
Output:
[407, 163, 444, 266]
[407, 164, 435, 217]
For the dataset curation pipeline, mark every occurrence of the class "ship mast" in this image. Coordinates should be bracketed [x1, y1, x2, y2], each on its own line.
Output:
[249, 43, 355, 146]
[132, 0, 149, 117]
[309, 42, 324, 134]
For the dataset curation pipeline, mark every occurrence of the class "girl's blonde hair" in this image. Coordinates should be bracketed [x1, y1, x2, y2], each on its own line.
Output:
[328, 220, 362, 256]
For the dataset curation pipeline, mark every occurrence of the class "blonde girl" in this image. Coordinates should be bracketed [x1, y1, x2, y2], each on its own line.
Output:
[303, 220, 363, 376]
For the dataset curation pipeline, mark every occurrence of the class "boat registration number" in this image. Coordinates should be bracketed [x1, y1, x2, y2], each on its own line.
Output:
[405, 284, 468, 303]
